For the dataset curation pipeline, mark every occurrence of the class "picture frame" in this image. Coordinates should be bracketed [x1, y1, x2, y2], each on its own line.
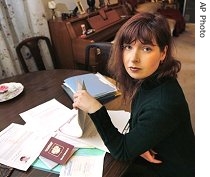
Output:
[75, 0, 86, 14]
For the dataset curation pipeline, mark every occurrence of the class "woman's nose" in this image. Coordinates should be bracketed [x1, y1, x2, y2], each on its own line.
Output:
[130, 49, 141, 63]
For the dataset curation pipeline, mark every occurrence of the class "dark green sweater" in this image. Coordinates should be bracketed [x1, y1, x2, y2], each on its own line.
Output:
[89, 77, 195, 177]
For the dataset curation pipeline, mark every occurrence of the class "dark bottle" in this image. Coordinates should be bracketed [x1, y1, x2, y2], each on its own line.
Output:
[87, 0, 95, 12]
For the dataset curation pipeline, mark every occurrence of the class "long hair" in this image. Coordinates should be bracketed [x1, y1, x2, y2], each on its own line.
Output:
[108, 12, 181, 100]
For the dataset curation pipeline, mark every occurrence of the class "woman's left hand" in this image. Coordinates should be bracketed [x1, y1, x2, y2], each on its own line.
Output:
[140, 150, 162, 163]
[73, 90, 102, 114]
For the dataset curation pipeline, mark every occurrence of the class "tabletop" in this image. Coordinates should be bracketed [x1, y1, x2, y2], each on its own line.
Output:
[0, 69, 130, 177]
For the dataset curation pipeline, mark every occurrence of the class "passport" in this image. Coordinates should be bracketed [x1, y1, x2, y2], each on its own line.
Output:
[40, 137, 74, 165]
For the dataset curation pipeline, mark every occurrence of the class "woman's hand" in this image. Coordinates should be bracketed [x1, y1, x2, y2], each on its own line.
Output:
[140, 150, 162, 164]
[73, 90, 102, 114]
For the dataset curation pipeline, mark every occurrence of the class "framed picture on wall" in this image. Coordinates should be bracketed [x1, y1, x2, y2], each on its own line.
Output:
[75, 0, 85, 14]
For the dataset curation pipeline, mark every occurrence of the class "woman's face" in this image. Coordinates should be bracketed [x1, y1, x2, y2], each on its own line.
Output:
[123, 40, 167, 80]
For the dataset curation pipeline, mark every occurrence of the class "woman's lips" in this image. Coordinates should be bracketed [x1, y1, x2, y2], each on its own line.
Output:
[129, 67, 141, 72]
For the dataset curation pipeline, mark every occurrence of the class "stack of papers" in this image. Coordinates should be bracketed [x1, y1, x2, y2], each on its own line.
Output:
[0, 99, 77, 171]
[0, 98, 130, 176]
[0, 123, 51, 171]
[62, 73, 120, 101]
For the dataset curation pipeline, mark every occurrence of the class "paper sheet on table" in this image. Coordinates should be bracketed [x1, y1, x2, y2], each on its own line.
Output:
[59, 148, 106, 177]
[19, 98, 78, 134]
[0, 123, 51, 171]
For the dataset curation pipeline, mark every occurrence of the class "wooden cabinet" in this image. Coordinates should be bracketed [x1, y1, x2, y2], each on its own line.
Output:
[48, 4, 130, 69]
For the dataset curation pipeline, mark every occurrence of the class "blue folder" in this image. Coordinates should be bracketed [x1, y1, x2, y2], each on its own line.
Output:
[64, 73, 117, 99]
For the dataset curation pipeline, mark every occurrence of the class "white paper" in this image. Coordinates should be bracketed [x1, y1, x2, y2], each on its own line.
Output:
[60, 156, 104, 177]
[108, 110, 130, 133]
[58, 113, 85, 138]
[95, 72, 117, 89]
[59, 149, 106, 177]
[0, 123, 51, 171]
[55, 133, 93, 148]
[0, 99, 79, 171]
[20, 99, 78, 133]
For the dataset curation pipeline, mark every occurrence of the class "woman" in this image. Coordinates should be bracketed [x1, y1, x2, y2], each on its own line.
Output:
[73, 12, 195, 177]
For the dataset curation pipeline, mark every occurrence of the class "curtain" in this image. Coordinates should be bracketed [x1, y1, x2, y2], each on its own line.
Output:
[0, 0, 53, 79]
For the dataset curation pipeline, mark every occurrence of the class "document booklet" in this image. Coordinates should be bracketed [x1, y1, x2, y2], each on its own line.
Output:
[40, 137, 75, 165]
[63, 73, 119, 101]
[59, 82, 88, 138]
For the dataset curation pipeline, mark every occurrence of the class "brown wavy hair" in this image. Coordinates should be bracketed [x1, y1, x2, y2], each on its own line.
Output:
[108, 12, 181, 100]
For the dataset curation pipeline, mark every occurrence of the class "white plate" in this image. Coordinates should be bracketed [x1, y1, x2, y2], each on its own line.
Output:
[0, 82, 24, 102]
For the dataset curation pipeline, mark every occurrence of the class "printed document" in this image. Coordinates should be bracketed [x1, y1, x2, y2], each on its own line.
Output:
[0, 123, 51, 171]
[59, 148, 106, 177]
[20, 98, 77, 133]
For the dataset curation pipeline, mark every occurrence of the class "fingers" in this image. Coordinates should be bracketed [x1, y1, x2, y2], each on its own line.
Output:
[73, 90, 85, 102]
[73, 90, 84, 99]
[140, 150, 162, 164]
[72, 101, 78, 109]
[72, 90, 102, 113]
[72, 91, 83, 109]
[149, 157, 162, 164]
[72, 90, 91, 111]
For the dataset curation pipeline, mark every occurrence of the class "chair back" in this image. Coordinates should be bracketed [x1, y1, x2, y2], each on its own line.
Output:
[85, 42, 112, 76]
[16, 36, 57, 73]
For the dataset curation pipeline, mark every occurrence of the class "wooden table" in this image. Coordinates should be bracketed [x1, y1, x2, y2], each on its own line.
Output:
[0, 69, 130, 177]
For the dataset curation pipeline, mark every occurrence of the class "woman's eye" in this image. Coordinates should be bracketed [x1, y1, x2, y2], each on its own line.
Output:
[123, 44, 132, 50]
[143, 46, 152, 52]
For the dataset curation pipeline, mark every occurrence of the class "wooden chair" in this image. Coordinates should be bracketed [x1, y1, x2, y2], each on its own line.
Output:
[85, 42, 112, 76]
[16, 36, 57, 73]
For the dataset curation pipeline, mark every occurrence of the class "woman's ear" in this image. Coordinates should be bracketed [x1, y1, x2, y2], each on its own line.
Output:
[161, 45, 168, 61]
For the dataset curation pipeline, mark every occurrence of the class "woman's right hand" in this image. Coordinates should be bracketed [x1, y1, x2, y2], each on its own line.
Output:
[73, 90, 102, 114]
